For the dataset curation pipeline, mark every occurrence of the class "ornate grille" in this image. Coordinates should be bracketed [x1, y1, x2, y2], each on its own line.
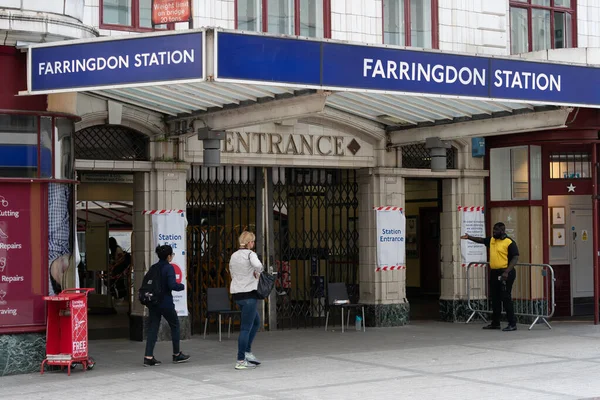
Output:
[186, 166, 359, 332]
[186, 166, 257, 333]
[272, 168, 359, 329]
[402, 143, 457, 169]
[75, 125, 149, 161]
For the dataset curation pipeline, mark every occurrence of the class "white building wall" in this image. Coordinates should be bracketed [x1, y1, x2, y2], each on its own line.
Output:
[0, 0, 97, 43]
[83, 0, 99, 31]
[577, 0, 600, 48]
[190, 0, 234, 29]
[330, 0, 382, 44]
[438, 0, 509, 55]
[3, 0, 600, 53]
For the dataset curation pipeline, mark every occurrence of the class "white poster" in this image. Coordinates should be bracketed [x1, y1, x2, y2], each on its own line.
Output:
[459, 206, 487, 266]
[151, 212, 189, 317]
[375, 207, 406, 271]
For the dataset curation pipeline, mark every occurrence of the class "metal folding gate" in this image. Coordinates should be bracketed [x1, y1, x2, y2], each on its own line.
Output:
[186, 166, 359, 332]
[271, 168, 359, 329]
[186, 166, 258, 333]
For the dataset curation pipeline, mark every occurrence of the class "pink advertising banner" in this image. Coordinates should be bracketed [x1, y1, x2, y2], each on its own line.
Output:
[0, 183, 47, 329]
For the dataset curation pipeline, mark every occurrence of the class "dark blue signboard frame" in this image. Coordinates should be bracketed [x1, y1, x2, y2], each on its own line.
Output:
[29, 31, 204, 93]
[215, 30, 600, 108]
[25, 28, 600, 108]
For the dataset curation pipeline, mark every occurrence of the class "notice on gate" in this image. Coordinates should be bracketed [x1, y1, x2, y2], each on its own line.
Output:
[459, 206, 487, 266]
[374, 207, 405, 271]
[151, 212, 189, 316]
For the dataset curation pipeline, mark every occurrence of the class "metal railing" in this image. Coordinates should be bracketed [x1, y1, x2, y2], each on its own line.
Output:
[465, 262, 556, 330]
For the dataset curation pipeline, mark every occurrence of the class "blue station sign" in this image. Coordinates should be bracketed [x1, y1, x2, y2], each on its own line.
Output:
[216, 31, 600, 107]
[24, 28, 600, 108]
[29, 31, 204, 93]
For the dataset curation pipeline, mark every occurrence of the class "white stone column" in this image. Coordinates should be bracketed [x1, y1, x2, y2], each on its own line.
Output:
[439, 176, 486, 321]
[358, 167, 409, 326]
[131, 171, 151, 319]
[130, 162, 191, 340]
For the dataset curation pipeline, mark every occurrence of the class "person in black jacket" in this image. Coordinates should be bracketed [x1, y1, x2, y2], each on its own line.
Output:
[144, 245, 190, 366]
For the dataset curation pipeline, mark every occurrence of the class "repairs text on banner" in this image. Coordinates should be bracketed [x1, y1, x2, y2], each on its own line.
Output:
[375, 207, 405, 271]
[151, 212, 189, 316]
[460, 206, 487, 266]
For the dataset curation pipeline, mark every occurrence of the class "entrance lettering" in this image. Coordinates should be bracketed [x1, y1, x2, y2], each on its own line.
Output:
[223, 132, 352, 156]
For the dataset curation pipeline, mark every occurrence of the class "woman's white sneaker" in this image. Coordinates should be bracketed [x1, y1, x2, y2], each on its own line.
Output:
[235, 360, 256, 370]
[245, 352, 261, 365]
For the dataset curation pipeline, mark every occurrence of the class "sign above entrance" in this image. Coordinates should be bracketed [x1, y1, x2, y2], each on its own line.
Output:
[23, 28, 600, 108]
[223, 131, 361, 157]
[215, 30, 600, 108]
[28, 31, 204, 94]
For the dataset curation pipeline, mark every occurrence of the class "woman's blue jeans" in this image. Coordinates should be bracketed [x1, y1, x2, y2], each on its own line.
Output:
[235, 298, 260, 361]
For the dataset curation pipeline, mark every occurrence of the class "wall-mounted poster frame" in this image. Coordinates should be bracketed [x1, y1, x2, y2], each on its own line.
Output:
[551, 227, 566, 246]
[552, 207, 565, 225]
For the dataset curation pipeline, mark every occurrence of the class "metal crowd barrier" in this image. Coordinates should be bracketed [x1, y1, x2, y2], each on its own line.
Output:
[465, 262, 556, 330]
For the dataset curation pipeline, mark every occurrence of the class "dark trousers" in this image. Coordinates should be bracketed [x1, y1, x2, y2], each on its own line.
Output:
[489, 268, 517, 326]
[145, 305, 181, 357]
[235, 298, 260, 361]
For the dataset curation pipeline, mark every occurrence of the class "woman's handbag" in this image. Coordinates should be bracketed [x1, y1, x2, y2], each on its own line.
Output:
[256, 271, 276, 299]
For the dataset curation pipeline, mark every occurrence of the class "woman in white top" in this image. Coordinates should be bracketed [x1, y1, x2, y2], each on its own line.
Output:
[229, 231, 264, 370]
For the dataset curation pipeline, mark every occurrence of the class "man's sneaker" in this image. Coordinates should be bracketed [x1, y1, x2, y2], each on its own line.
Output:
[235, 360, 256, 370]
[143, 357, 161, 367]
[502, 325, 517, 332]
[173, 352, 190, 363]
[245, 352, 261, 365]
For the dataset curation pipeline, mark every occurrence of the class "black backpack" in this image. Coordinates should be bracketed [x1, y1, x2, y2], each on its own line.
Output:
[138, 264, 163, 307]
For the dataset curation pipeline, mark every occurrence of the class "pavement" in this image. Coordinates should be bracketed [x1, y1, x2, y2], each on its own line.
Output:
[2, 320, 600, 399]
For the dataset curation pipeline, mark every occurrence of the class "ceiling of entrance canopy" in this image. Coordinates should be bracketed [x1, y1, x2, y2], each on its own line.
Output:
[88, 82, 542, 128]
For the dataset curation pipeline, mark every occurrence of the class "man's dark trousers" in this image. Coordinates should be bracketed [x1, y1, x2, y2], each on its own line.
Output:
[489, 268, 517, 326]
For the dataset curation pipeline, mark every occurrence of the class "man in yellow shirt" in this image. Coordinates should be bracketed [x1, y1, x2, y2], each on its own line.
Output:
[461, 222, 519, 331]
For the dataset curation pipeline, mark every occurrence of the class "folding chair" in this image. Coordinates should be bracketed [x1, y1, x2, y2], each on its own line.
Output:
[325, 282, 366, 333]
[203, 288, 241, 342]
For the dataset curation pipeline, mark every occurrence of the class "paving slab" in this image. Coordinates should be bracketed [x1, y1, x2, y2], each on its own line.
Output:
[1, 321, 600, 399]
